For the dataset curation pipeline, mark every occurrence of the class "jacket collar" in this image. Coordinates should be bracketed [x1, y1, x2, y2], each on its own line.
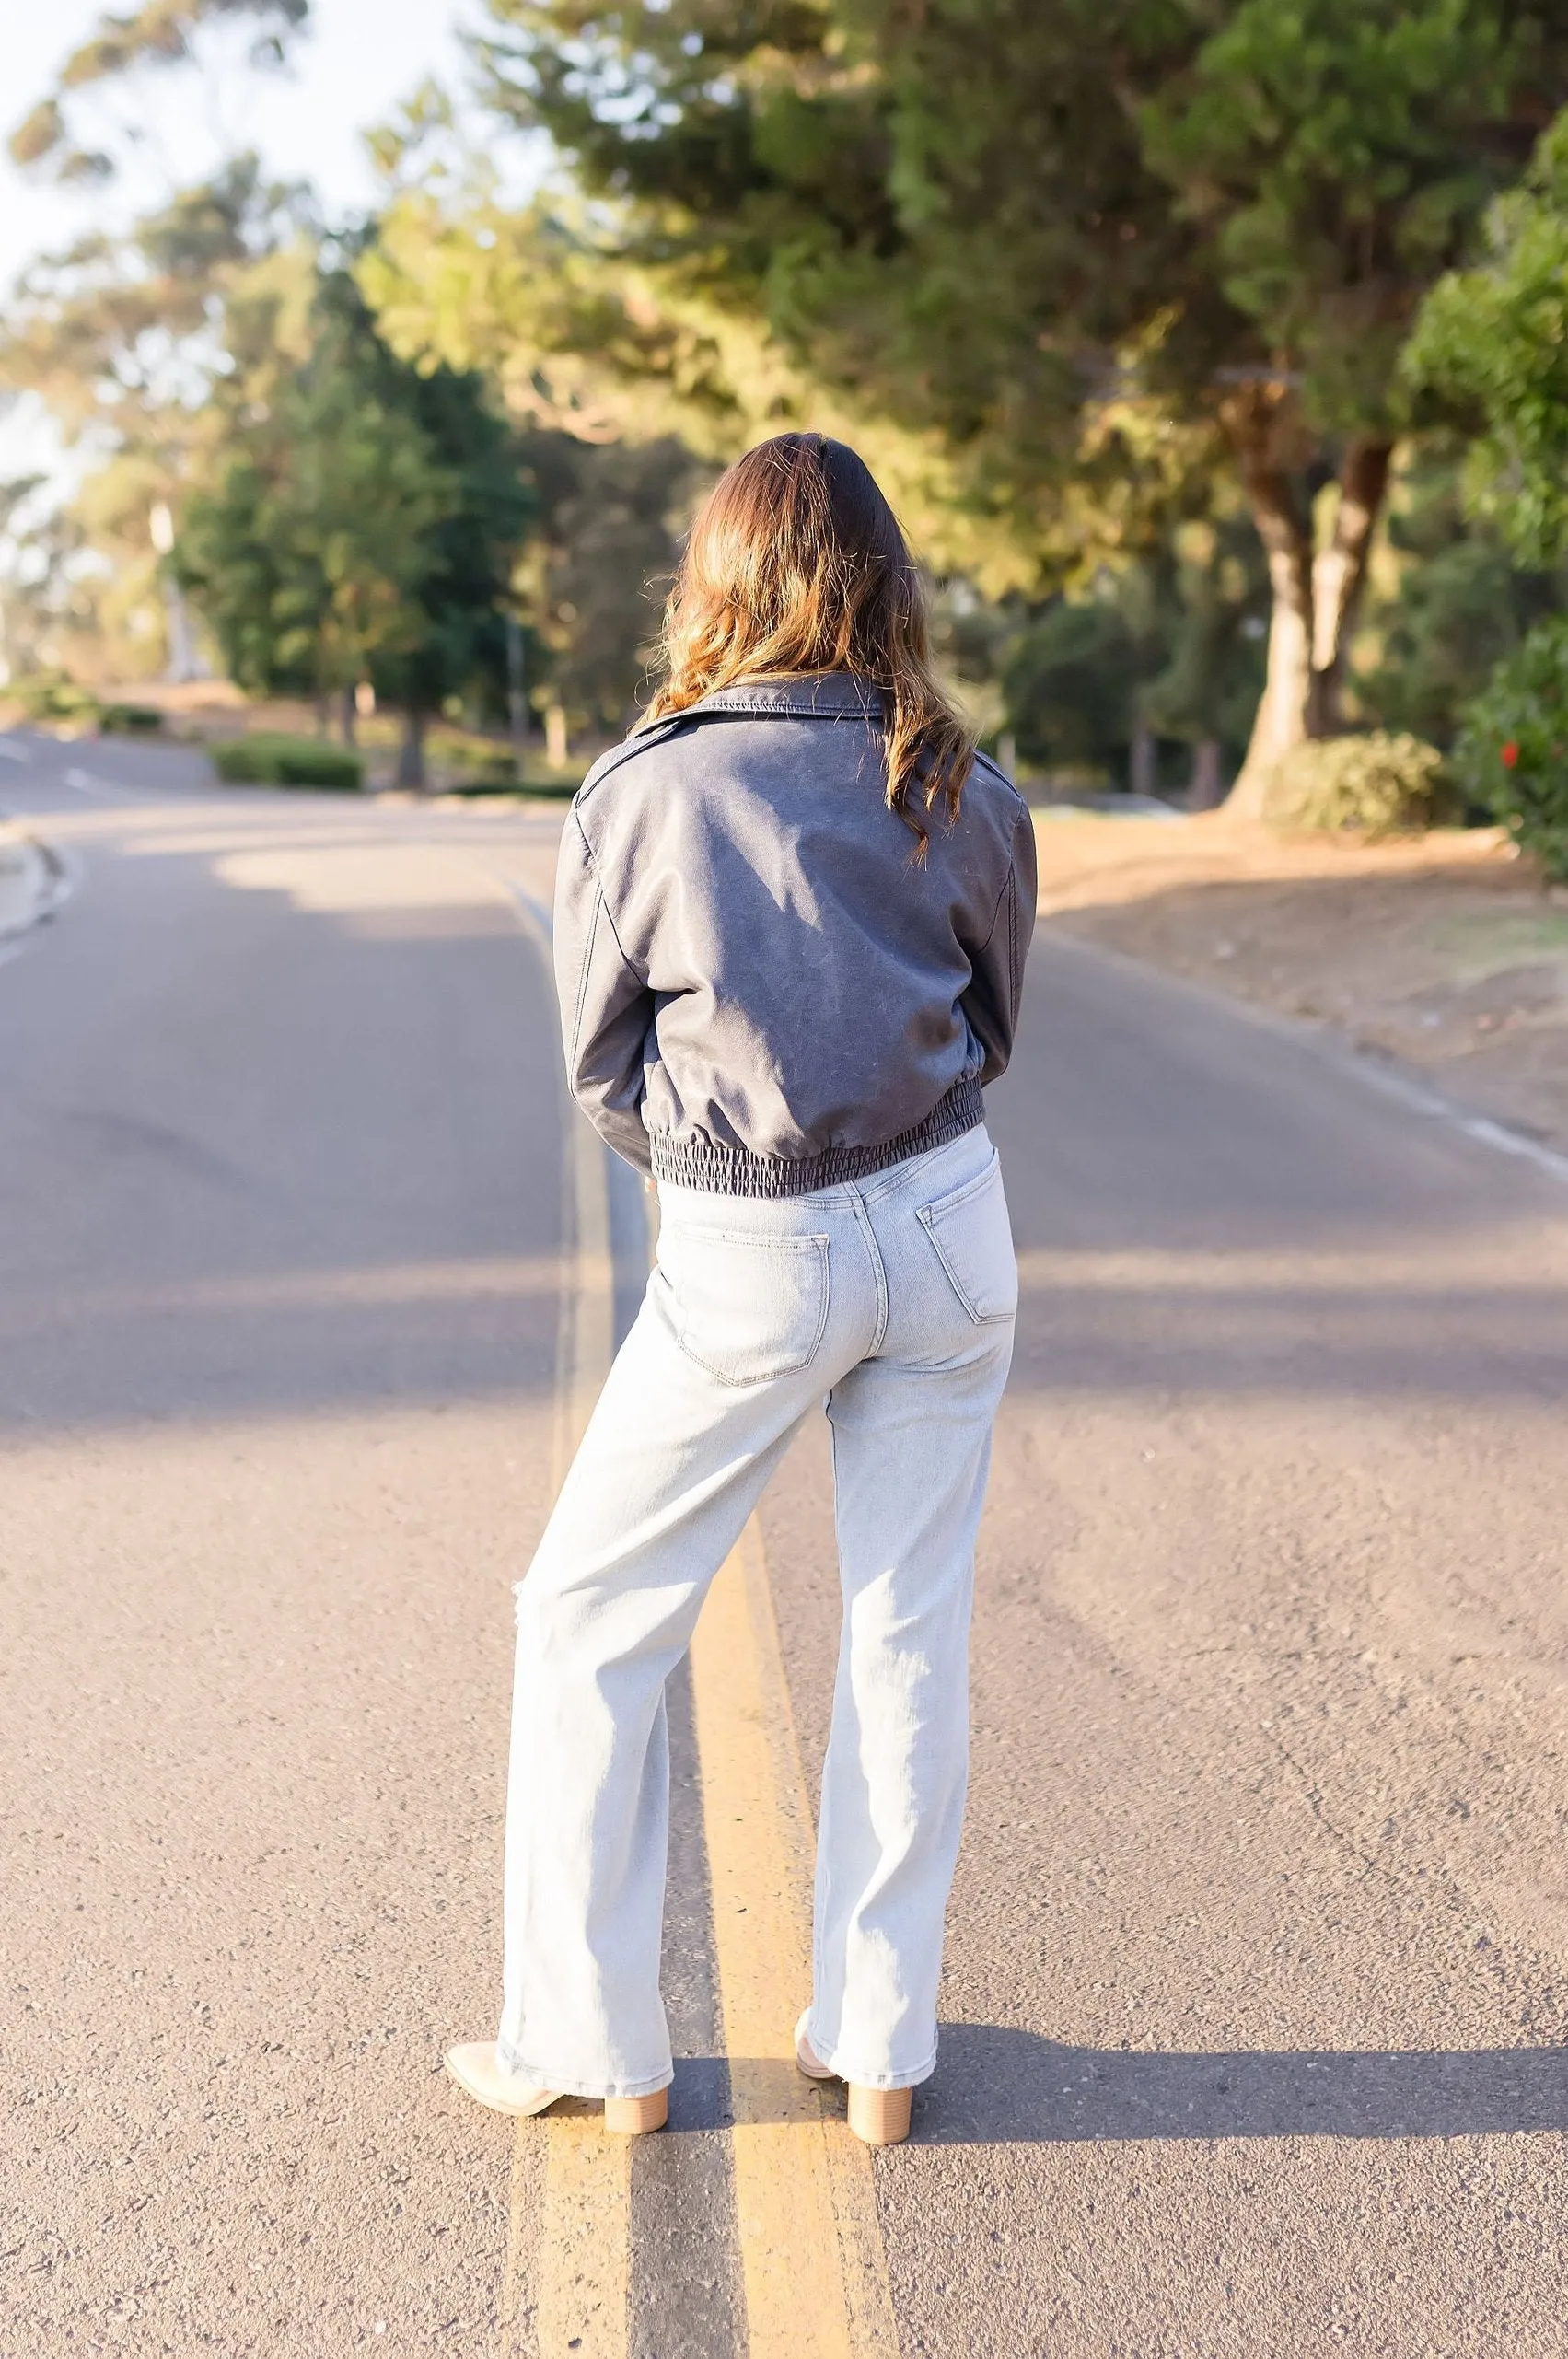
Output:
[636, 672, 884, 728]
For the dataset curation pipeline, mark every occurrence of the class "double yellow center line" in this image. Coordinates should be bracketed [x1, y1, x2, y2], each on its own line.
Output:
[692, 1521, 901, 2359]
[503, 986, 900, 2354]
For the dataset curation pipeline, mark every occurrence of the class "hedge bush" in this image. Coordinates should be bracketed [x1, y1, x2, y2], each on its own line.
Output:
[8, 678, 164, 733]
[11, 671, 99, 724]
[1265, 730, 1458, 837]
[449, 749, 523, 790]
[211, 734, 365, 790]
[1454, 617, 1568, 880]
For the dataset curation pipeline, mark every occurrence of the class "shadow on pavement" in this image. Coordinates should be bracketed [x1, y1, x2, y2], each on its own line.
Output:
[912, 2025, 1568, 2144]
[672, 2033, 1568, 2142]
[1006, 1277, 1568, 1399]
[0, 832, 563, 1433]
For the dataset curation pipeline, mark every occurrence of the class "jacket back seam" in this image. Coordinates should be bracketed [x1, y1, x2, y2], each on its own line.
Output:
[571, 810, 647, 989]
[568, 880, 604, 1075]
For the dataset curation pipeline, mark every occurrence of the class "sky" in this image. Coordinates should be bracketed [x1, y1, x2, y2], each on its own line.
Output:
[0, 0, 488, 290]
[0, 0, 506, 492]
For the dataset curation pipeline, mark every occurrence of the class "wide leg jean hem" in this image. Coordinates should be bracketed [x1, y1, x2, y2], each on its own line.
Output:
[801, 2016, 939, 2092]
[495, 2050, 675, 2103]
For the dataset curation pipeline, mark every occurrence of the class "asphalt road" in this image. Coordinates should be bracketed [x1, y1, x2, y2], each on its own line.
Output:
[4, 733, 1567, 2357]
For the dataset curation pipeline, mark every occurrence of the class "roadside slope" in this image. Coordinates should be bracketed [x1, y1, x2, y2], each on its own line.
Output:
[1036, 811, 1568, 1149]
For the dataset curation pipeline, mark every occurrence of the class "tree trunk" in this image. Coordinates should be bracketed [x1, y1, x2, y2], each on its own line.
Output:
[1223, 391, 1394, 816]
[505, 613, 528, 784]
[1129, 716, 1156, 798]
[314, 694, 331, 741]
[1221, 386, 1312, 817]
[1189, 737, 1225, 809]
[159, 576, 203, 683]
[395, 708, 427, 791]
[1306, 436, 1393, 736]
[340, 685, 356, 746]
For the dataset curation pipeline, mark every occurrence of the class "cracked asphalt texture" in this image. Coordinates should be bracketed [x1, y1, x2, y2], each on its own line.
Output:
[5, 738, 1568, 2354]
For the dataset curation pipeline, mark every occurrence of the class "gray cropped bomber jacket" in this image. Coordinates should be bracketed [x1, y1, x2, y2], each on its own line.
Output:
[552, 672, 1037, 1197]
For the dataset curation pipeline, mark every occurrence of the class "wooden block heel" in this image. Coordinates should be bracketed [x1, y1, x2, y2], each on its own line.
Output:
[847, 2084, 912, 2146]
[604, 2088, 668, 2136]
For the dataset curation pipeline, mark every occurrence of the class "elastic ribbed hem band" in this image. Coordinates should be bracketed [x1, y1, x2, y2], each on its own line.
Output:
[649, 1076, 984, 1199]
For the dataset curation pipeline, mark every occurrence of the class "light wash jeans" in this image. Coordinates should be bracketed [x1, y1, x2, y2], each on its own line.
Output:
[498, 1123, 1016, 2099]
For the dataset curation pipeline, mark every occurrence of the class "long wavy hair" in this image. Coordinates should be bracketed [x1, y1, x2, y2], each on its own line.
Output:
[646, 434, 975, 851]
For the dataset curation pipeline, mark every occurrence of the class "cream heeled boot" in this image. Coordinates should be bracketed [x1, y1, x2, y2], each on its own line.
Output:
[445, 2044, 668, 2134]
[793, 2014, 912, 2147]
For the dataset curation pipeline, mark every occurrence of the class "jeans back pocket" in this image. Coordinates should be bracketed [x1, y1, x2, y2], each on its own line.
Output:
[657, 1225, 830, 1386]
[916, 1152, 1017, 1325]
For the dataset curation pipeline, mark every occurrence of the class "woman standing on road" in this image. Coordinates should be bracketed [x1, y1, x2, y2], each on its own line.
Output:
[447, 433, 1036, 2147]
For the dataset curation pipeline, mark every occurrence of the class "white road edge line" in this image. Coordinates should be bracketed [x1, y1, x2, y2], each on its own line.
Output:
[1045, 924, 1568, 1193]
[63, 765, 136, 803]
[1350, 1054, 1568, 1189]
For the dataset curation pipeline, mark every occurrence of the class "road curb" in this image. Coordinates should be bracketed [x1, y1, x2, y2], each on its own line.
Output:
[0, 826, 71, 942]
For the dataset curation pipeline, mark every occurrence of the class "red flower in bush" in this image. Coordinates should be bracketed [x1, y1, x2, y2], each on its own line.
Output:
[1501, 740, 1520, 767]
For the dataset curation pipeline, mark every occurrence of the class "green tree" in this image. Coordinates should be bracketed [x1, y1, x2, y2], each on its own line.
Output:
[1137, 516, 1271, 805]
[3, 137, 530, 763]
[1002, 601, 1143, 788]
[991, 519, 1266, 805]
[0, 476, 99, 684]
[0, 157, 315, 680]
[1408, 108, 1568, 870]
[514, 431, 705, 745]
[179, 300, 448, 720]
[3, 9, 315, 680]
[182, 266, 531, 782]
[1408, 110, 1568, 568]
[368, 0, 1568, 804]
[1350, 447, 1557, 752]
[348, 289, 535, 783]
[1142, 0, 1563, 798]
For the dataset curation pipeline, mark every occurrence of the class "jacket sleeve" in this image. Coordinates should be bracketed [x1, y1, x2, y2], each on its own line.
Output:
[553, 808, 656, 1174]
[960, 800, 1038, 1086]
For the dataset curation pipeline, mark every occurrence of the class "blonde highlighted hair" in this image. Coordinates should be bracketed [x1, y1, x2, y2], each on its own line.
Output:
[647, 434, 975, 850]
